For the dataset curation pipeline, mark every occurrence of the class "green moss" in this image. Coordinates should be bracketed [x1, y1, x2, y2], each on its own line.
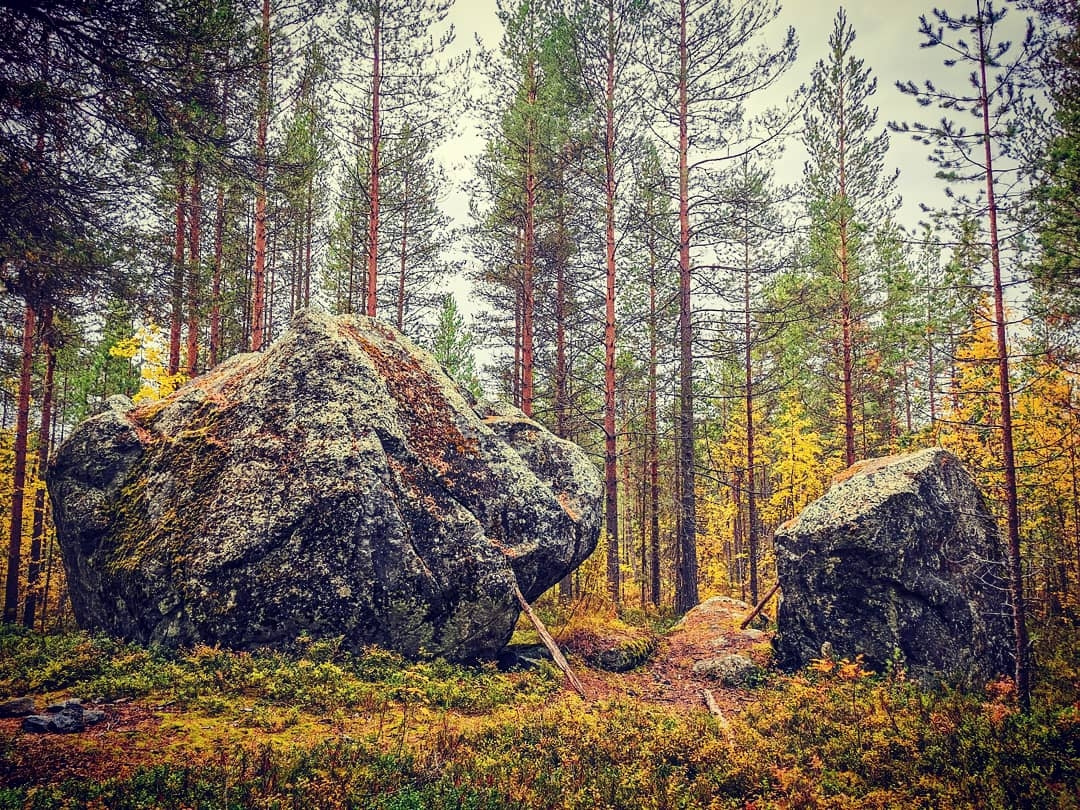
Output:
[2, 626, 1079, 809]
[105, 423, 229, 576]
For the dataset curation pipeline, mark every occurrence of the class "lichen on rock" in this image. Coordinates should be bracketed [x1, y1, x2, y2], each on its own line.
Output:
[774, 448, 1014, 684]
[47, 310, 602, 662]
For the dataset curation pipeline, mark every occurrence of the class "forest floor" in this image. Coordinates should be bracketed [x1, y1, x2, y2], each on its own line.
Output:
[576, 595, 771, 715]
[1, 600, 1077, 809]
[0, 597, 765, 782]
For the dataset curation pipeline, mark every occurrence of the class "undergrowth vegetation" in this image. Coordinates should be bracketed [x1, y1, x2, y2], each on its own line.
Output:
[1, 621, 1078, 809]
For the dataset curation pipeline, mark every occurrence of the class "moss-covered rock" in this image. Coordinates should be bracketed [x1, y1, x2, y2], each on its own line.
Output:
[774, 448, 1014, 683]
[47, 310, 602, 662]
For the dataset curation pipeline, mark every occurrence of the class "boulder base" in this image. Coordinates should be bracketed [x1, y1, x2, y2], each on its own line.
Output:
[774, 448, 1014, 682]
[48, 310, 602, 661]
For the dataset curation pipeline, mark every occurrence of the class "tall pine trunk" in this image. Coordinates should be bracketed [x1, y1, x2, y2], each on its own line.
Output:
[170, 172, 187, 374]
[366, 5, 382, 318]
[251, 0, 270, 351]
[603, 1, 620, 606]
[646, 193, 661, 608]
[3, 304, 36, 623]
[521, 62, 537, 418]
[23, 308, 55, 629]
[674, 0, 698, 613]
[837, 68, 856, 468]
[186, 162, 202, 376]
[976, 10, 1029, 711]
[210, 182, 225, 366]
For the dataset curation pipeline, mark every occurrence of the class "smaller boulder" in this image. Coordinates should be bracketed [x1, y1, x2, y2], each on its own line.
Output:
[22, 699, 104, 734]
[692, 654, 760, 687]
[775, 448, 1014, 683]
[0, 696, 36, 717]
[594, 638, 658, 673]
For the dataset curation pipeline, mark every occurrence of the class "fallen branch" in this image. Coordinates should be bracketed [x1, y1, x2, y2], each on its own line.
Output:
[513, 584, 588, 699]
[740, 581, 781, 630]
[701, 689, 729, 731]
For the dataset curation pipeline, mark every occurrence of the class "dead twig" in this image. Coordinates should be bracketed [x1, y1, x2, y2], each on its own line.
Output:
[513, 584, 588, 699]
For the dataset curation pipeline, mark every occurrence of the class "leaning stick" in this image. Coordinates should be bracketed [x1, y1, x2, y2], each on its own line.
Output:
[739, 581, 781, 630]
[513, 583, 588, 699]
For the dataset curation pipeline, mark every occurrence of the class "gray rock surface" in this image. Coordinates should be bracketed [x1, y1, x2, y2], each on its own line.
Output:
[48, 310, 602, 662]
[0, 696, 36, 717]
[774, 448, 1014, 682]
[22, 700, 104, 734]
[692, 654, 760, 686]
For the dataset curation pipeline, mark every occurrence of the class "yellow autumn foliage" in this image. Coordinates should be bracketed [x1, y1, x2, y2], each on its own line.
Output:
[109, 324, 186, 404]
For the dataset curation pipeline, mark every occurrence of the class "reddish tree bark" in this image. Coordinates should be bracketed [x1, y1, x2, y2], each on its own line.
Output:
[22, 308, 55, 629]
[186, 162, 202, 376]
[170, 172, 187, 375]
[521, 61, 537, 418]
[250, 0, 270, 351]
[366, 4, 382, 318]
[835, 63, 857, 468]
[976, 10, 1029, 711]
[674, 0, 698, 613]
[647, 219, 661, 609]
[3, 304, 36, 623]
[603, 0, 620, 606]
[209, 182, 225, 367]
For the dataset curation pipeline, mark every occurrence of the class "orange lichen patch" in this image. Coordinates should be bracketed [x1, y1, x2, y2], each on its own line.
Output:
[337, 320, 365, 345]
[349, 331, 479, 472]
[830, 453, 905, 485]
[128, 421, 156, 445]
[557, 492, 580, 523]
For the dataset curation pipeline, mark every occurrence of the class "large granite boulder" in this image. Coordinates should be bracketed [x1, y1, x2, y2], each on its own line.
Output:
[47, 310, 602, 661]
[774, 448, 1014, 683]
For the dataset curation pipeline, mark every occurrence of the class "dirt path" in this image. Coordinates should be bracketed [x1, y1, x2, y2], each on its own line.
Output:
[581, 595, 775, 715]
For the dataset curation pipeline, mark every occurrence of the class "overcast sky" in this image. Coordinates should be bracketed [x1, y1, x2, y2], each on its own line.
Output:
[434, 0, 1036, 314]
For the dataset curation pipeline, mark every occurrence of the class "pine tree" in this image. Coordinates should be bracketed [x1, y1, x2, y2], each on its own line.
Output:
[429, 293, 483, 398]
[621, 139, 677, 608]
[641, 0, 795, 612]
[471, 0, 594, 422]
[377, 121, 457, 336]
[340, 0, 460, 320]
[896, 0, 1039, 710]
[803, 8, 899, 468]
[1030, 0, 1080, 348]
[568, 0, 647, 605]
